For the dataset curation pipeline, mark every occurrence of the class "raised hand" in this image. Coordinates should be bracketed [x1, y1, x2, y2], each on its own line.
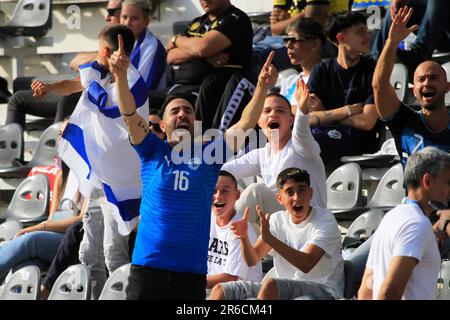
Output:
[31, 80, 49, 98]
[258, 51, 278, 87]
[256, 205, 272, 244]
[108, 34, 130, 79]
[294, 77, 310, 114]
[230, 207, 250, 240]
[388, 6, 419, 45]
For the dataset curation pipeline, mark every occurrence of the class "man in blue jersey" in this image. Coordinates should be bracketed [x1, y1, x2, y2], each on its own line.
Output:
[372, 6, 450, 166]
[110, 37, 277, 299]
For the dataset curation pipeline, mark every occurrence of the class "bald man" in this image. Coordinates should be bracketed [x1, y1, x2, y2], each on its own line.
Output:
[372, 6, 450, 166]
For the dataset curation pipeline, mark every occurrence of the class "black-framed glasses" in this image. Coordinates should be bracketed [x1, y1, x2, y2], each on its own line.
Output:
[149, 121, 162, 133]
[107, 7, 121, 17]
[282, 34, 316, 44]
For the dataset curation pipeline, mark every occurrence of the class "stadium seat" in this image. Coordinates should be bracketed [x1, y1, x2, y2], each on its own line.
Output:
[0, 265, 40, 300]
[442, 62, 450, 107]
[341, 209, 385, 250]
[0, 124, 24, 169]
[0, 173, 49, 225]
[47, 264, 91, 300]
[366, 163, 404, 210]
[340, 138, 400, 169]
[0, 0, 52, 38]
[0, 122, 60, 178]
[98, 263, 131, 300]
[326, 163, 366, 220]
[390, 63, 408, 102]
[438, 259, 450, 300]
[0, 219, 22, 242]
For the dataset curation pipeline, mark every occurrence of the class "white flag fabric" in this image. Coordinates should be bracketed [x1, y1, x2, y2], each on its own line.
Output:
[59, 61, 148, 235]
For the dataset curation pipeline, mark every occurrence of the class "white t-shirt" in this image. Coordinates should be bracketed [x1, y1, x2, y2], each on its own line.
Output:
[222, 109, 326, 209]
[279, 73, 309, 106]
[268, 207, 344, 298]
[366, 201, 441, 300]
[207, 212, 262, 282]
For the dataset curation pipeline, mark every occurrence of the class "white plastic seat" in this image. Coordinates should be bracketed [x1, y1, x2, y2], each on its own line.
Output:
[438, 259, 450, 300]
[0, 124, 23, 168]
[47, 264, 91, 300]
[390, 63, 408, 102]
[366, 163, 405, 210]
[341, 209, 385, 249]
[0, 265, 40, 300]
[442, 62, 450, 106]
[0, 219, 23, 242]
[98, 263, 131, 300]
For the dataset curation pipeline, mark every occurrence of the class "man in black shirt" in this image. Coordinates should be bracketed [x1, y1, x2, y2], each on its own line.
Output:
[166, 0, 254, 131]
[372, 6, 450, 166]
[307, 11, 380, 166]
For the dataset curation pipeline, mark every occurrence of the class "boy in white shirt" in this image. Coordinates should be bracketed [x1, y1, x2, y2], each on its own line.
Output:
[209, 166, 344, 300]
[207, 171, 262, 289]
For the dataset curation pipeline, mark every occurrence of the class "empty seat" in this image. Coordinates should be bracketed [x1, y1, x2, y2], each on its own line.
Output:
[0, 124, 24, 169]
[0, 122, 60, 178]
[390, 63, 408, 102]
[0, 265, 40, 300]
[327, 163, 366, 220]
[341, 209, 385, 249]
[442, 62, 450, 107]
[366, 163, 405, 210]
[98, 263, 131, 300]
[0, 0, 52, 38]
[0, 173, 49, 225]
[47, 264, 91, 300]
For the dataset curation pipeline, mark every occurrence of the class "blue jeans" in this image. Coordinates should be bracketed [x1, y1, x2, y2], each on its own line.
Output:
[371, 0, 450, 59]
[0, 231, 64, 283]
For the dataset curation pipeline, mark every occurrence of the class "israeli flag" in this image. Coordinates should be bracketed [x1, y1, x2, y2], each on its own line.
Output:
[59, 61, 148, 235]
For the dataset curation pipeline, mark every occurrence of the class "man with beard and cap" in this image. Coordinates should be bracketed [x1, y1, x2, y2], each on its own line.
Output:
[372, 6, 450, 166]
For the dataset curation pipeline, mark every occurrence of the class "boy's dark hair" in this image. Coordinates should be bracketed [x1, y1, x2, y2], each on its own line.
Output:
[266, 92, 292, 111]
[286, 18, 326, 46]
[219, 170, 238, 189]
[276, 167, 310, 189]
[328, 11, 367, 43]
[99, 25, 135, 57]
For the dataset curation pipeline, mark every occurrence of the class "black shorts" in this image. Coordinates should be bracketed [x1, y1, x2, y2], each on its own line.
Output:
[126, 264, 206, 300]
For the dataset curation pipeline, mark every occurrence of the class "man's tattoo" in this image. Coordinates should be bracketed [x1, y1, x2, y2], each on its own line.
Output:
[137, 120, 149, 133]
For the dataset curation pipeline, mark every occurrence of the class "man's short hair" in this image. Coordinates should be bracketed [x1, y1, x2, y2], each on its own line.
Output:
[328, 11, 366, 43]
[161, 89, 198, 117]
[99, 25, 135, 56]
[404, 146, 450, 189]
[219, 170, 238, 189]
[266, 92, 292, 111]
[277, 167, 311, 189]
[286, 18, 326, 46]
[123, 0, 151, 18]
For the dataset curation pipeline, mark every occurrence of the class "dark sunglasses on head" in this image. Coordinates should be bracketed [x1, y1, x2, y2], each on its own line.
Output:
[107, 7, 121, 17]
[282, 34, 316, 44]
[149, 121, 162, 133]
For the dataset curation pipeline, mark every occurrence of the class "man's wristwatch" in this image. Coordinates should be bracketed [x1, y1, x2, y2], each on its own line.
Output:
[171, 34, 179, 48]
[346, 106, 352, 116]
[441, 219, 450, 233]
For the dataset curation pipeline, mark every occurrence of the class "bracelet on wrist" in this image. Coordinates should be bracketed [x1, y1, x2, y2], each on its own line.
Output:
[121, 110, 136, 117]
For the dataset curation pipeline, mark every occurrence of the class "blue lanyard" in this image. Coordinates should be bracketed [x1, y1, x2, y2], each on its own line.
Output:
[403, 198, 425, 215]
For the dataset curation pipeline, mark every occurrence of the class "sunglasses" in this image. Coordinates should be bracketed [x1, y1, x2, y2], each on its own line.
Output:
[149, 121, 162, 133]
[282, 34, 316, 44]
[107, 7, 121, 17]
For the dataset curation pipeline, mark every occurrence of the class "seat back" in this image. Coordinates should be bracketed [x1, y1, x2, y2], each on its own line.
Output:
[0, 0, 52, 37]
[442, 62, 450, 106]
[390, 63, 408, 102]
[343, 260, 355, 299]
[0, 265, 40, 300]
[0, 219, 23, 242]
[98, 263, 131, 300]
[0, 124, 23, 167]
[367, 163, 405, 209]
[48, 264, 91, 300]
[1, 174, 49, 224]
[345, 209, 385, 242]
[438, 259, 450, 300]
[29, 122, 60, 167]
[327, 163, 363, 210]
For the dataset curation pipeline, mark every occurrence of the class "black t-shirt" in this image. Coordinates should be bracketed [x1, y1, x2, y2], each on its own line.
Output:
[308, 56, 380, 155]
[175, 5, 253, 85]
[382, 103, 450, 166]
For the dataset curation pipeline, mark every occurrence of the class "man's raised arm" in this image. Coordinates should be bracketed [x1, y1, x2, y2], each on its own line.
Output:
[109, 35, 149, 145]
[225, 51, 277, 153]
[372, 6, 418, 119]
